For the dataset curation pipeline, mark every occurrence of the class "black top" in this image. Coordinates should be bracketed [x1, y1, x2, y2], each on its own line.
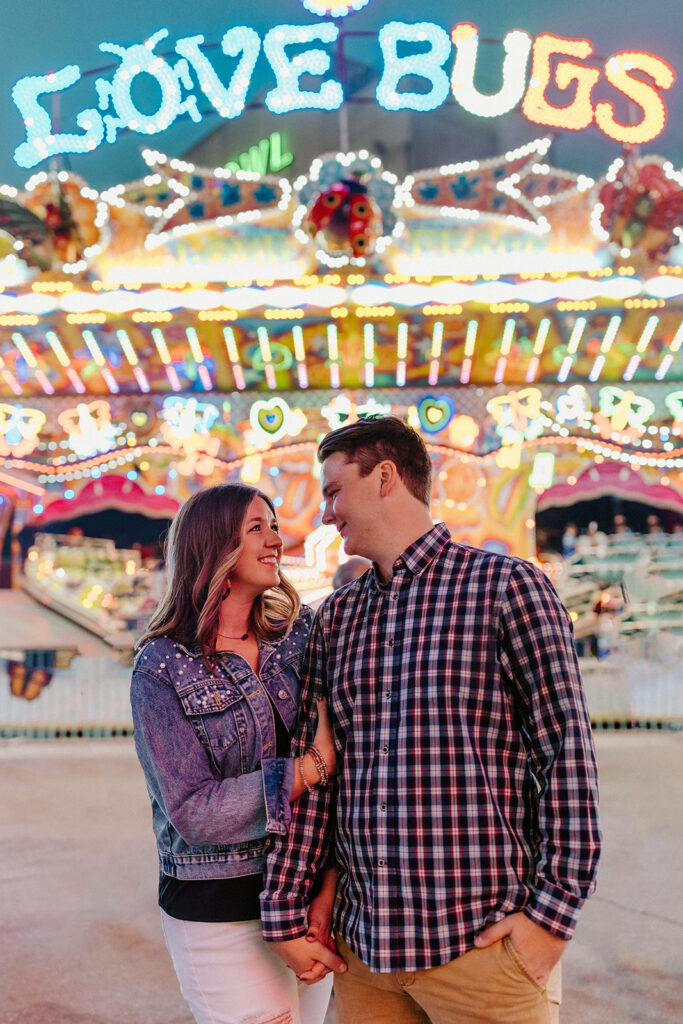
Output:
[159, 687, 292, 922]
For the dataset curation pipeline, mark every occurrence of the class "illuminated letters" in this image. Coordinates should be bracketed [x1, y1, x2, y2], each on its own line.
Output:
[96, 29, 201, 143]
[12, 66, 104, 169]
[264, 23, 342, 113]
[451, 23, 532, 118]
[10, 20, 675, 169]
[377, 22, 451, 111]
[225, 131, 294, 174]
[176, 27, 261, 120]
[595, 50, 675, 145]
[522, 34, 601, 131]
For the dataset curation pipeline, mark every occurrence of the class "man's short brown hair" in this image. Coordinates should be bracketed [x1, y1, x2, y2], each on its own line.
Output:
[317, 415, 432, 506]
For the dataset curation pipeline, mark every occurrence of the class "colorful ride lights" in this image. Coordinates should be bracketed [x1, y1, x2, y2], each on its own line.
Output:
[12, 22, 675, 167]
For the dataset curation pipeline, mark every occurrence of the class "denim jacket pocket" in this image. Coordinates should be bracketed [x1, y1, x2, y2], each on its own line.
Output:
[178, 681, 248, 774]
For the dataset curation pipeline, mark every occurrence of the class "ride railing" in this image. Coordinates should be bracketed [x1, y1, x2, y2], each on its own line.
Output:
[552, 533, 683, 730]
[3, 533, 682, 738]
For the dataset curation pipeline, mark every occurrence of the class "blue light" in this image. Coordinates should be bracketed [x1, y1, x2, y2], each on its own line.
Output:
[154, 485, 166, 495]
[269, 467, 280, 477]
[97, 29, 200, 144]
[168, 468, 178, 479]
[176, 27, 260, 120]
[13, 65, 104, 168]
[265, 24, 343, 114]
[272, 496, 284, 507]
[64, 489, 75, 499]
[376, 22, 451, 112]
[127, 470, 138, 481]
[33, 503, 44, 514]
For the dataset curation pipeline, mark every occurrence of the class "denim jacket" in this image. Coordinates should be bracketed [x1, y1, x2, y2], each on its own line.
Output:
[130, 607, 313, 880]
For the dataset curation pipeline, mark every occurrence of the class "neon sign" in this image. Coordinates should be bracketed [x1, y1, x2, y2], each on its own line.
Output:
[224, 131, 294, 175]
[0, 404, 45, 458]
[11, 20, 675, 169]
[57, 400, 117, 459]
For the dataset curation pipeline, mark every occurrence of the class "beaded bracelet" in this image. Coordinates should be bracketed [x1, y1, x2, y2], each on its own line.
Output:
[299, 751, 315, 795]
[307, 744, 329, 787]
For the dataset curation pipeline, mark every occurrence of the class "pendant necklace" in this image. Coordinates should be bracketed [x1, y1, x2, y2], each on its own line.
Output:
[217, 630, 249, 642]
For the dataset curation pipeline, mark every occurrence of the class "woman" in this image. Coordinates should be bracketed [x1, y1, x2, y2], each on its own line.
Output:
[130, 483, 337, 1024]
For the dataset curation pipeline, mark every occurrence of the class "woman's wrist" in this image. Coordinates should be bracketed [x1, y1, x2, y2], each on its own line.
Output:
[291, 745, 335, 801]
[306, 744, 329, 786]
[299, 751, 316, 794]
[298, 748, 330, 789]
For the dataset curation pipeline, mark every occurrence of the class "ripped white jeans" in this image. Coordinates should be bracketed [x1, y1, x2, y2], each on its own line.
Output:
[161, 911, 333, 1024]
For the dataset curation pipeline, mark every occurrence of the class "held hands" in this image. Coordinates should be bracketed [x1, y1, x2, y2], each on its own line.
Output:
[269, 935, 346, 986]
[270, 869, 343, 985]
[474, 912, 567, 986]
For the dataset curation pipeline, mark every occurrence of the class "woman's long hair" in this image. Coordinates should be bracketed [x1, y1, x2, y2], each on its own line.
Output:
[137, 483, 300, 654]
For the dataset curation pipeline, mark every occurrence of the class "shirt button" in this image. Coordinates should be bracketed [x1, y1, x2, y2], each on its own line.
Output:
[381, 745, 389, 754]
[380, 803, 387, 812]
[387, 640, 394, 647]
[384, 692, 391, 699]
[378, 859, 385, 866]
[278, 689, 287, 699]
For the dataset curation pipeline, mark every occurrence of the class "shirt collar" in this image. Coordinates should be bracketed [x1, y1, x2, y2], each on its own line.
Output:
[371, 521, 451, 586]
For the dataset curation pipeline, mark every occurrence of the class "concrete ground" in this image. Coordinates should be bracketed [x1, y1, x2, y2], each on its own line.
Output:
[1, 731, 682, 1024]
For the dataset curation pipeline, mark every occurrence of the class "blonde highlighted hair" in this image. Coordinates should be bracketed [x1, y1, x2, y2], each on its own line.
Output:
[137, 483, 300, 655]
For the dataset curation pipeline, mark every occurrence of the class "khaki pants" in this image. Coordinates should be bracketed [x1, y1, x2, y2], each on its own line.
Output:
[333, 934, 561, 1024]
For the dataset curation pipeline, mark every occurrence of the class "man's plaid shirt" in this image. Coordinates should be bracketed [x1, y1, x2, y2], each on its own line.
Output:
[261, 523, 601, 973]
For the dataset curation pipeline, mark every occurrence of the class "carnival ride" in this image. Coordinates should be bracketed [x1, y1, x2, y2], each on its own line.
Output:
[0, 136, 681, 663]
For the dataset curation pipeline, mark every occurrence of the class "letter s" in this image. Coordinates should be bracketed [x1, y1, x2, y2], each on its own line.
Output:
[595, 51, 675, 145]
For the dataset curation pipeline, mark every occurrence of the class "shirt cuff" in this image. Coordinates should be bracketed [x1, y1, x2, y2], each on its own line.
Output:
[259, 895, 309, 942]
[262, 757, 293, 836]
[524, 881, 586, 941]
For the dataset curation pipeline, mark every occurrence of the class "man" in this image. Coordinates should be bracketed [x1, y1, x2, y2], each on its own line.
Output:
[261, 416, 600, 1024]
[332, 556, 372, 590]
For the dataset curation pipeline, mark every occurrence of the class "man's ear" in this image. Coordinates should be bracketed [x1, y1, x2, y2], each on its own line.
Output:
[378, 460, 397, 496]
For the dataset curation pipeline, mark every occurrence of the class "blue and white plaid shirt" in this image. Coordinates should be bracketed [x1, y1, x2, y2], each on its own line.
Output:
[261, 523, 600, 972]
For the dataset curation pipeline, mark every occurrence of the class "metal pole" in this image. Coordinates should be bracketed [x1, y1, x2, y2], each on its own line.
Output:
[336, 22, 349, 152]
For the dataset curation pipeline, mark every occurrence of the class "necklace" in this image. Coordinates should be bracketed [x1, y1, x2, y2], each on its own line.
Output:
[217, 630, 249, 642]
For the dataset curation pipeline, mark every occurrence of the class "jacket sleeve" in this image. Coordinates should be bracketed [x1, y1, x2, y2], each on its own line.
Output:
[130, 666, 294, 846]
[260, 611, 336, 940]
[498, 561, 601, 940]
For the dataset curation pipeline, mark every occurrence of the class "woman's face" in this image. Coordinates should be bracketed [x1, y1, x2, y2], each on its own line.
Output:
[228, 496, 283, 596]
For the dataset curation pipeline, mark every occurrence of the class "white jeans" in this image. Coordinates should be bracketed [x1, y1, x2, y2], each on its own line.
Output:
[161, 911, 333, 1024]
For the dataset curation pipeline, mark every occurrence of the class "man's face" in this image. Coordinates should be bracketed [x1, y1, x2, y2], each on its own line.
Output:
[320, 451, 382, 560]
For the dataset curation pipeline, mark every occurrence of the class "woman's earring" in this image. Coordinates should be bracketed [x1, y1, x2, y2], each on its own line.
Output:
[222, 580, 231, 601]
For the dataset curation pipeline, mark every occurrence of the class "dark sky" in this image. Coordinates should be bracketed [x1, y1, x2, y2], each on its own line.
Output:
[1, 0, 681, 190]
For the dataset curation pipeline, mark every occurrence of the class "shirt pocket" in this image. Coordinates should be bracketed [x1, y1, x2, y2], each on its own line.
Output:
[178, 681, 249, 771]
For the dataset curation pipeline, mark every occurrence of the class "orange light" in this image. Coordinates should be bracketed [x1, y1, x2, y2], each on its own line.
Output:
[595, 51, 675, 144]
[523, 33, 600, 131]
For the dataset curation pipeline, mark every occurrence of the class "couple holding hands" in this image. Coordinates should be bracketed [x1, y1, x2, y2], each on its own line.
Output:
[131, 415, 600, 1024]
